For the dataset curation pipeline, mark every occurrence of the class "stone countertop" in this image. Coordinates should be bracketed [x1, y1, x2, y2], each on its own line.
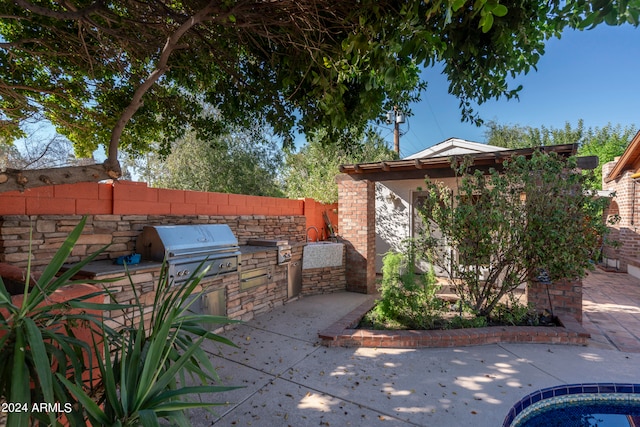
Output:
[239, 245, 278, 256]
[64, 245, 281, 278]
[61, 259, 163, 279]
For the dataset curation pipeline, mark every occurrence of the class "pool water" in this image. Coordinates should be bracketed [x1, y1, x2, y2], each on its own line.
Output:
[518, 403, 640, 427]
[503, 384, 640, 427]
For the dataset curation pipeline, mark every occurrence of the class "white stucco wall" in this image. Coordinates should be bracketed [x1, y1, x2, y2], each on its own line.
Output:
[374, 178, 457, 273]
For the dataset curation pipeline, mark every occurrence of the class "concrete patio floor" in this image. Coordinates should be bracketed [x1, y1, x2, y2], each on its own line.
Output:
[190, 269, 640, 426]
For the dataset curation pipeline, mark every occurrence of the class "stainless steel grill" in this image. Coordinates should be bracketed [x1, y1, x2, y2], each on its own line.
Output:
[137, 224, 240, 284]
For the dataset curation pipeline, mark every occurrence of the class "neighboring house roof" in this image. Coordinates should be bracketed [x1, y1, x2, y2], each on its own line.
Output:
[404, 138, 509, 159]
[339, 144, 582, 182]
[604, 130, 640, 183]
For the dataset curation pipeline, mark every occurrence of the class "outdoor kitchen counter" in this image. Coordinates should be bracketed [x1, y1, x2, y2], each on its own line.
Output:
[61, 259, 163, 279]
[239, 245, 278, 256]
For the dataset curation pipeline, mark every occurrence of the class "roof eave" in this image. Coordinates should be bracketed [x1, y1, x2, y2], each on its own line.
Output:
[604, 130, 640, 183]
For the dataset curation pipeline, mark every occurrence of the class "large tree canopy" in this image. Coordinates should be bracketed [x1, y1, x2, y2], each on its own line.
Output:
[1, 0, 638, 191]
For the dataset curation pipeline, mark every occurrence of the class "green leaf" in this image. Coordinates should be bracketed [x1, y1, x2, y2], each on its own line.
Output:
[493, 4, 508, 17]
[57, 374, 111, 425]
[23, 318, 57, 424]
[481, 13, 494, 32]
[138, 410, 161, 427]
[8, 329, 30, 427]
[452, 0, 467, 11]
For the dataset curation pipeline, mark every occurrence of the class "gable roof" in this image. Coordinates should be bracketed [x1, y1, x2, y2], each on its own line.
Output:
[604, 130, 640, 182]
[404, 138, 509, 159]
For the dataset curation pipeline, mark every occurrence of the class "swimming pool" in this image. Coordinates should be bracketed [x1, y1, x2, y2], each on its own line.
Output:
[503, 383, 640, 427]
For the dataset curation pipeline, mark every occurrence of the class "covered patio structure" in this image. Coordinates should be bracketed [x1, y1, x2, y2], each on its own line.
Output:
[336, 143, 596, 323]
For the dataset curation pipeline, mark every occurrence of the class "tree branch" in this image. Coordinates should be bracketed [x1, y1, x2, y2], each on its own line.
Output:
[13, 0, 104, 21]
[104, 1, 219, 178]
[0, 164, 114, 192]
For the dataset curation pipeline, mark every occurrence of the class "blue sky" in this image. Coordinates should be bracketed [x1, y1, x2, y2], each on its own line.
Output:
[377, 24, 640, 159]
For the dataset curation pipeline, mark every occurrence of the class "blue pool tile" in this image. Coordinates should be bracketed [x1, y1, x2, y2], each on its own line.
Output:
[598, 384, 616, 393]
[582, 384, 599, 393]
[616, 384, 634, 393]
[515, 401, 523, 414]
[554, 387, 568, 396]
[541, 389, 554, 399]
[530, 392, 542, 404]
[568, 385, 583, 394]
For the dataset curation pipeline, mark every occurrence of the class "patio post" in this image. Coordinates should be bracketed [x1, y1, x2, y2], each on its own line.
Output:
[336, 175, 377, 294]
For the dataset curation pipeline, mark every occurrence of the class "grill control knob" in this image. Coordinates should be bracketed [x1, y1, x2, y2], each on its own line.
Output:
[226, 262, 232, 267]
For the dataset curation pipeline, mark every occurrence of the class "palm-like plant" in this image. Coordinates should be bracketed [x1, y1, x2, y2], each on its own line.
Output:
[1, 216, 242, 426]
[60, 245, 243, 426]
[0, 216, 116, 426]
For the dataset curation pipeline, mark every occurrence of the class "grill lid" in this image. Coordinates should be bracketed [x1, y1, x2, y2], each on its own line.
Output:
[137, 224, 239, 261]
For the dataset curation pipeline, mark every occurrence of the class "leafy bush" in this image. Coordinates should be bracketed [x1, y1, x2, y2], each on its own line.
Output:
[418, 151, 613, 318]
[374, 241, 442, 329]
[491, 294, 537, 326]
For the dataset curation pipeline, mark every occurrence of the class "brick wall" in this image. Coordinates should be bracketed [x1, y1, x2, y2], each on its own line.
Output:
[527, 278, 583, 323]
[0, 180, 304, 217]
[602, 160, 640, 273]
[303, 198, 338, 241]
[337, 176, 376, 294]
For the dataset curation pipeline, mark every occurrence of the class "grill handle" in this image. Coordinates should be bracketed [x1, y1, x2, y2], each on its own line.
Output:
[240, 273, 271, 283]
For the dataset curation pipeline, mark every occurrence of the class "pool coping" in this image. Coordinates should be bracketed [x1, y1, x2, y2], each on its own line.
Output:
[318, 295, 590, 348]
[502, 383, 640, 427]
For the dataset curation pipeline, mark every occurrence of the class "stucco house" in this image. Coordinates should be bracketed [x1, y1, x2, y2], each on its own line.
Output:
[602, 130, 640, 278]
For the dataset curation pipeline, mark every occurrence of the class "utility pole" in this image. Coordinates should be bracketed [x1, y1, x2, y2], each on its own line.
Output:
[386, 106, 405, 156]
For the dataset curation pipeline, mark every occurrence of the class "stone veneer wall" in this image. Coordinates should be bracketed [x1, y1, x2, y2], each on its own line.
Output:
[301, 250, 347, 295]
[0, 214, 306, 328]
[86, 248, 294, 330]
[0, 214, 306, 268]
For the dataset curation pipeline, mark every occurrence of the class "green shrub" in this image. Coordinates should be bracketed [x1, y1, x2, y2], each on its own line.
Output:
[374, 241, 442, 329]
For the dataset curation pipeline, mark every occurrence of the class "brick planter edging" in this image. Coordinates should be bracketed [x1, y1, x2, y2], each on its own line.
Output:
[318, 296, 590, 348]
